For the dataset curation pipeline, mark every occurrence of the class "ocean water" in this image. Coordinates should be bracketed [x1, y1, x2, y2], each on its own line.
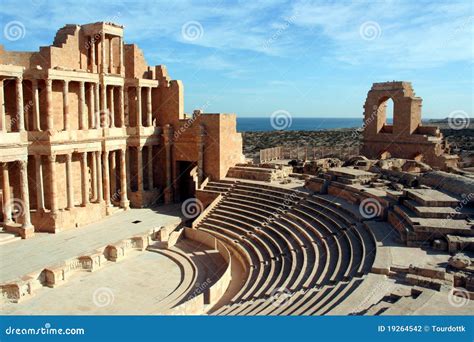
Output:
[237, 117, 363, 132]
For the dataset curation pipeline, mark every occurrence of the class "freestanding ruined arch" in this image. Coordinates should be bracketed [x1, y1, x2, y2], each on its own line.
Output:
[361, 81, 458, 170]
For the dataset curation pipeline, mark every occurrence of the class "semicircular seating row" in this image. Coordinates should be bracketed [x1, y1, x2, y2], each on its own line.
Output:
[195, 180, 377, 315]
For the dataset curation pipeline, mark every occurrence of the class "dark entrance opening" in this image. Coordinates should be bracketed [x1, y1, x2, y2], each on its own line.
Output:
[176, 161, 197, 201]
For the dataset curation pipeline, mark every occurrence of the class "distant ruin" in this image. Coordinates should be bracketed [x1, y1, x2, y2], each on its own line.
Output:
[361, 81, 458, 170]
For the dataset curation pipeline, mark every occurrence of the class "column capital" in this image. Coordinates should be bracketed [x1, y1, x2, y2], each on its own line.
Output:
[46, 78, 53, 87]
[63, 79, 69, 86]
[66, 153, 72, 162]
[17, 159, 27, 170]
[16, 76, 23, 83]
[47, 154, 56, 163]
[163, 124, 174, 143]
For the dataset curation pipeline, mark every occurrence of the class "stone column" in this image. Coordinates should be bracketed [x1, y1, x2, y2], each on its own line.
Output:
[100, 84, 107, 127]
[146, 87, 152, 127]
[136, 86, 142, 128]
[80, 152, 89, 206]
[89, 83, 95, 129]
[101, 32, 106, 73]
[0, 79, 5, 132]
[32, 79, 41, 131]
[148, 145, 154, 190]
[91, 151, 97, 201]
[62, 80, 69, 131]
[109, 36, 114, 73]
[119, 149, 129, 209]
[126, 148, 131, 192]
[118, 86, 125, 127]
[1, 163, 12, 223]
[46, 79, 53, 131]
[108, 86, 115, 128]
[94, 83, 100, 128]
[124, 86, 129, 127]
[96, 151, 103, 202]
[34, 155, 45, 211]
[102, 151, 111, 207]
[110, 151, 117, 200]
[19, 160, 33, 229]
[137, 146, 143, 192]
[119, 37, 124, 75]
[79, 81, 86, 129]
[48, 154, 58, 213]
[198, 124, 206, 185]
[163, 125, 174, 203]
[65, 153, 74, 210]
[16, 77, 25, 132]
[90, 37, 96, 73]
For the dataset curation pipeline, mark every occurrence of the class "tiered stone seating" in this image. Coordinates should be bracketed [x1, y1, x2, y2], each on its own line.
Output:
[203, 180, 236, 194]
[147, 244, 198, 310]
[148, 236, 229, 314]
[195, 181, 377, 315]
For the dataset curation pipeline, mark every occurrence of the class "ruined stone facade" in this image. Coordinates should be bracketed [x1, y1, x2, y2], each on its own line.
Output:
[0, 22, 243, 238]
[361, 81, 458, 170]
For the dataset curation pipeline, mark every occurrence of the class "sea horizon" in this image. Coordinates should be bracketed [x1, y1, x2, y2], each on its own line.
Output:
[237, 117, 364, 132]
[235, 116, 459, 132]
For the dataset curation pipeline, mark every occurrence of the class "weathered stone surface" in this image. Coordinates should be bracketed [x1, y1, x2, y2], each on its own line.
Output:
[448, 253, 472, 269]
[0, 22, 244, 235]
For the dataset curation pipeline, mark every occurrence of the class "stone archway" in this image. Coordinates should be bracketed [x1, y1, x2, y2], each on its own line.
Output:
[360, 81, 458, 170]
[362, 81, 422, 138]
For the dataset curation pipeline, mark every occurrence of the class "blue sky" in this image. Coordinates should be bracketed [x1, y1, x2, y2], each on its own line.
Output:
[0, 0, 473, 118]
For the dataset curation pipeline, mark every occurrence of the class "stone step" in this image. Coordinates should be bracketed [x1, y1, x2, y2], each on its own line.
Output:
[403, 200, 473, 219]
[0, 231, 21, 245]
[405, 189, 460, 207]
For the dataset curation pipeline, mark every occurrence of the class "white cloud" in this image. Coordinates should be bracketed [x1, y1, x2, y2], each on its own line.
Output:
[289, 0, 474, 69]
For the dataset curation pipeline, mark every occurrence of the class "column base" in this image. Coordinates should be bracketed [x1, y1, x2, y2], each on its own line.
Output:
[106, 205, 121, 216]
[120, 199, 130, 210]
[2, 219, 13, 227]
[164, 188, 174, 204]
[3, 222, 34, 239]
